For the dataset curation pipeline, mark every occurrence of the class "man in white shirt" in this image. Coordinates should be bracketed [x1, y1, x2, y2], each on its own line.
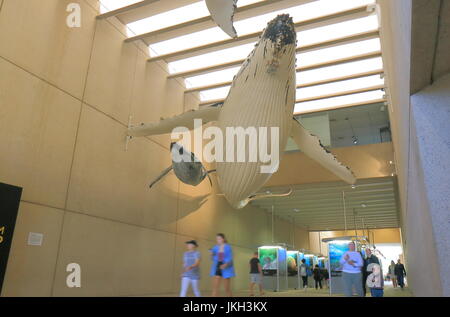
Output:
[339, 242, 364, 297]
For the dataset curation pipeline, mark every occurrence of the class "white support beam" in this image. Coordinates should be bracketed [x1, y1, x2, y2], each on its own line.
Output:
[129, 4, 373, 45]
[149, 28, 379, 64]
[199, 84, 384, 107]
[170, 50, 382, 79]
[97, 0, 201, 24]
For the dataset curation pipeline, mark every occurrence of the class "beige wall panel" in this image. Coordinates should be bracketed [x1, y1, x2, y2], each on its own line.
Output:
[1, 202, 64, 297]
[0, 0, 96, 99]
[267, 142, 395, 187]
[52, 212, 176, 296]
[227, 205, 270, 248]
[176, 179, 236, 242]
[308, 232, 321, 254]
[177, 177, 281, 249]
[293, 227, 310, 250]
[130, 50, 188, 149]
[0, 59, 81, 208]
[83, 0, 99, 12]
[66, 105, 179, 232]
[273, 217, 292, 245]
[83, 20, 137, 125]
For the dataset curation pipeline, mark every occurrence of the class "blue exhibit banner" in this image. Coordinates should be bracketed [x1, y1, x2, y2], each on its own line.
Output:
[259, 247, 278, 276]
[328, 242, 350, 277]
[287, 251, 298, 276]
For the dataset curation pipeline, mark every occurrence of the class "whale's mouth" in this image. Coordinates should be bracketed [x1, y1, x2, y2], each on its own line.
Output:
[262, 14, 296, 47]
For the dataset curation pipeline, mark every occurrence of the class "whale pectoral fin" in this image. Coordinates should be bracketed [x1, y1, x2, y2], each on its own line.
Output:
[128, 103, 223, 137]
[248, 188, 293, 202]
[205, 169, 216, 187]
[205, 0, 238, 38]
[149, 166, 173, 188]
[290, 118, 356, 184]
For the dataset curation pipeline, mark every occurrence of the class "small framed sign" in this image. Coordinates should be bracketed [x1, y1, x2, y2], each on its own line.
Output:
[27, 232, 44, 246]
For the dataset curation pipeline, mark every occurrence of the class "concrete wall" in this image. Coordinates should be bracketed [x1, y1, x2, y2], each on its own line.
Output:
[378, 0, 449, 296]
[0, 0, 309, 296]
[407, 73, 450, 296]
[377, 0, 412, 240]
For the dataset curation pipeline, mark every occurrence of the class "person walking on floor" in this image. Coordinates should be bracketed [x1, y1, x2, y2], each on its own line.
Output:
[210, 233, 235, 297]
[394, 259, 407, 289]
[180, 240, 201, 297]
[299, 259, 308, 290]
[366, 263, 384, 297]
[388, 260, 398, 288]
[363, 248, 380, 296]
[321, 267, 329, 288]
[249, 252, 264, 296]
[313, 264, 323, 290]
[339, 241, 364, 297]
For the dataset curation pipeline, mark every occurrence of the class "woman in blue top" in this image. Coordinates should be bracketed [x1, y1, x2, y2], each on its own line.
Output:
[210, 233, 235, 297]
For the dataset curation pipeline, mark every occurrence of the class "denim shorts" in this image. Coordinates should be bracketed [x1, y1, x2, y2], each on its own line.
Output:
[250, 273, 262, 284]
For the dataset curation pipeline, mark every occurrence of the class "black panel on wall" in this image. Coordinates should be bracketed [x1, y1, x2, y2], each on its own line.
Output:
[0, 182, 22, 293]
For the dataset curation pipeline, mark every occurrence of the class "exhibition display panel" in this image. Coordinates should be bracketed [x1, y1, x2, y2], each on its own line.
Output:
[324, 237, 367, 295]
[259, 246, 288, 292]
[304, 254, 315, 288]
[287, 251, 299, 289]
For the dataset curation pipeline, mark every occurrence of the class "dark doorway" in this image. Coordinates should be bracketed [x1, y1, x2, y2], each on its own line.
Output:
[0, 182, 22, 293]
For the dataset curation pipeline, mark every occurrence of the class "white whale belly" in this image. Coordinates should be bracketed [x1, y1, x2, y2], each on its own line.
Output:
[216, 75, 294, 208]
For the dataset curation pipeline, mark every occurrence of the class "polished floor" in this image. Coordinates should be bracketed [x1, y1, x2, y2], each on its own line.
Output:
[154, 283, 413, 297]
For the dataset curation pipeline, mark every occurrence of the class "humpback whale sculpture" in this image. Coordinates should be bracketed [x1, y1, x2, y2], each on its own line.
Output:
[128, 14, 356, 209]
[205, 0, 238, 38]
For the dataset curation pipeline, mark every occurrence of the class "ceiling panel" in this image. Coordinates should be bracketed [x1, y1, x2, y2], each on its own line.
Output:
[251, 176, 400, 231]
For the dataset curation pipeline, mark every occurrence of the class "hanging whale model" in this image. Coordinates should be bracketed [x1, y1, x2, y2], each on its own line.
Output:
[128, 14, 356, 209]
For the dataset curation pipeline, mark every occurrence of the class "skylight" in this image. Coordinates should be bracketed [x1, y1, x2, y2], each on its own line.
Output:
[168, 43, 256, 73]
[126, 0, 264, 37]
[294, 90, 385, 114]
[150, 15, 379, 57]
[98, 0, 387, 114]
[199, 74, 384, 102]
[168, 37, 380, 75]
[185, 67, 242, 88]
[297, 57, 383, 84]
